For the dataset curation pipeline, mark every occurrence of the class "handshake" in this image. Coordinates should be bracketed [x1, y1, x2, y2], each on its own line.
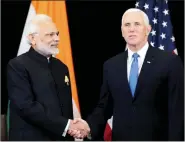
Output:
[68, 118, 91, 139]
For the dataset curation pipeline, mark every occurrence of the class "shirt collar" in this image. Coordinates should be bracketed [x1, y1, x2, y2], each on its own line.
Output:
[127, 42, 149, 61]
[28, 47, 52, 66]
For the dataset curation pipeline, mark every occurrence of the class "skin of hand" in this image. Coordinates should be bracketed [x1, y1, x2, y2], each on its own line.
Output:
[68, 118, 90, 139]
[67, 119, 84, 139]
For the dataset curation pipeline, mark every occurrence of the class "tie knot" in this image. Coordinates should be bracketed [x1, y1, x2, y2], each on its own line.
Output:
[132, 53, 139, 59]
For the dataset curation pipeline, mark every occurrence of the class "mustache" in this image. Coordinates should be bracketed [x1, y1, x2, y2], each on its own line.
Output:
[51, 43, 59, 46]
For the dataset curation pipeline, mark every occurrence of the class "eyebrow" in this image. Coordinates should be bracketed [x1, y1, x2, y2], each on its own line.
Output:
[124, 21, 141, 24]
[45, 31, 59, 34]
[124, 22, 130, 25]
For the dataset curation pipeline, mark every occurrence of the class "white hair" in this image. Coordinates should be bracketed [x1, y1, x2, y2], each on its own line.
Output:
[26, 14, 53, 45]
[121, 8, 150, 26]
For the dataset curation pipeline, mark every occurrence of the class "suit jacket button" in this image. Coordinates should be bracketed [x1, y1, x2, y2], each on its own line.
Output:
[132, 106, 135, 112]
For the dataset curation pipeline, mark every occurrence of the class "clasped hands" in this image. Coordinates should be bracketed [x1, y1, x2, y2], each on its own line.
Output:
[68, 118, 90, 139]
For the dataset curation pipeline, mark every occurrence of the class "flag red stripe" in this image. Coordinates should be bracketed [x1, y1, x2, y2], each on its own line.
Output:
[104, 123, 112, 141]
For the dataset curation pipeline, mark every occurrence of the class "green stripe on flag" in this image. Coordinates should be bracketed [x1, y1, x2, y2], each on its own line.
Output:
[6, 100, 10, 138]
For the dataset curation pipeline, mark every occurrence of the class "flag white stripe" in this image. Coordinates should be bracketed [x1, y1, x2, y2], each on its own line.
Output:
[18, 4, 36, 56]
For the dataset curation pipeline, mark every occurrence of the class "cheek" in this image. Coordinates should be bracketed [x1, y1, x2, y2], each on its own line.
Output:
[121, 27, 127, 34]
[44, 39, 53, 45]
[122, 30, 128, 38]
[138, 29, 146, 37]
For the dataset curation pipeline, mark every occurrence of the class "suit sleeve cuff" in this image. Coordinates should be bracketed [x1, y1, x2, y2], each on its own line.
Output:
[62, 119, 70, 137]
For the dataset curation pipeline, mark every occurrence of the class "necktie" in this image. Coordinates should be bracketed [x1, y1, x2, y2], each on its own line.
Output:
[129, 53, 139, 97]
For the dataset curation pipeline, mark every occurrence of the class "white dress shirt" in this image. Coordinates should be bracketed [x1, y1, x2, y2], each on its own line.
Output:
[127, 42, 149, 81]
[62, 120, 70, 137]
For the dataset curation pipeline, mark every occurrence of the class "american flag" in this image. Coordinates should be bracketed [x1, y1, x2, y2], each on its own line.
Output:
[104, 0, 177, 141]
[135, 0, 177, 54]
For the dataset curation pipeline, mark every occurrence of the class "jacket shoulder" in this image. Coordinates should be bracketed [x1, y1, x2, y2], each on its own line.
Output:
[8, 52, 30, 67]
[103, 52, 125, 67]
[52, 57, 69, 71]
[151, 47, 180, 62]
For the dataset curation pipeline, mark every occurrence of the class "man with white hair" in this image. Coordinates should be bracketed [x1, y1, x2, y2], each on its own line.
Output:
[69, 8, 184, 140]
[6, 14, 85, 140]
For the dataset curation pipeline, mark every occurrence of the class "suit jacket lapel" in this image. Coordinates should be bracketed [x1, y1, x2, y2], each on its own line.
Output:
[118, 50, 133, 99]
[133, 46, 156, 101]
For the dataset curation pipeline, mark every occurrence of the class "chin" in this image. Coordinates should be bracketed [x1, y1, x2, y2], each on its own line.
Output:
[128, 42, 137, 46]
[53, 49, 59, 55]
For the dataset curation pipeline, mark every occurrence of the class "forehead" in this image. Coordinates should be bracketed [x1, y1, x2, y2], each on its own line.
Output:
[39, 22, 58, 33]
[123, 12, 144, 23]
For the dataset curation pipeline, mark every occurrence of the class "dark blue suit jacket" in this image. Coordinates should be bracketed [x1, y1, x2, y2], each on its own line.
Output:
[7, 48, 74, 140]
[87, 46, 184, 141]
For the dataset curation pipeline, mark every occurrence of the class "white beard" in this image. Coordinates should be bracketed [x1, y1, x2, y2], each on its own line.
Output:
[35, 43, 59, 57]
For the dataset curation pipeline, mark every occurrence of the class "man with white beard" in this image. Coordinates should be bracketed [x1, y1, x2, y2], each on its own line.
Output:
[6, 14, 85, 141]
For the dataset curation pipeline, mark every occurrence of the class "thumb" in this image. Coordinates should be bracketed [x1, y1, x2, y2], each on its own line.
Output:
[73, 118, 82, 124]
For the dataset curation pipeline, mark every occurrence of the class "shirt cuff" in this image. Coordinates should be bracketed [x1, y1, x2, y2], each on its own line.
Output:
[87, 132, 92, 140]
[62, 119, 70, 137]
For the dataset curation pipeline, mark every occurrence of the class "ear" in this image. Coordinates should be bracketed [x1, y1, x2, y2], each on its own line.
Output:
[121, 25, 125, 38]
[28, 34, 36, 45]
[146, 24, 152, 35]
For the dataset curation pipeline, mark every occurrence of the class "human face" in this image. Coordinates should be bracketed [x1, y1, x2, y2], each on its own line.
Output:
[34, 22, 60, 57]
[121, 11, 151, 51]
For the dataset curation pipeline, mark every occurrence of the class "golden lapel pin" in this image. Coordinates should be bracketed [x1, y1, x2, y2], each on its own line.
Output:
[64, 75, 69, 85]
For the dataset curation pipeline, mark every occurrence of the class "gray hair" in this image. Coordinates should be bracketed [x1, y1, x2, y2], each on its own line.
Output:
[26, 14, 52, 45]
[121, 8, 150, 26]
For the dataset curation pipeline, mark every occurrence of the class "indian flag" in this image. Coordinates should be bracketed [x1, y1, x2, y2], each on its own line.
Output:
[7, 1, 81, 139]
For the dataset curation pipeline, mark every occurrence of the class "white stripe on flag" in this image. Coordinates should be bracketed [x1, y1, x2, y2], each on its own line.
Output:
[107, 116, 113, 129]
[18, 4, 36, 56]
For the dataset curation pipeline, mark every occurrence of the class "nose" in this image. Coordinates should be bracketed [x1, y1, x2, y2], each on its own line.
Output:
[54, 33, 59, 42]
[129, 25, 135, 32]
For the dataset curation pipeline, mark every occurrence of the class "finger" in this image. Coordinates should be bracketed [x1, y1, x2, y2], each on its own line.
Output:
[80, 133, 86, 139]
[73, 119, 80, 124]
[75, 133, 83, 139]
[70, 129, 78, 136]
[76, 130, 85, 138]
[67, 129, 72, 135]
[81, 131, 87, 138]
[68, 129, 76, 136]
[73, 130, 80, 137]
[74, 131, 81, 139]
